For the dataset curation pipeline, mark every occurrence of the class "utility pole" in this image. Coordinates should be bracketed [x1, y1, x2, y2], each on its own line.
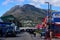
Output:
[45, 2, 53, 39]
[45, 2, 50, 22]
[45, 2, 52, 30]
[45, 2, 52, 20]
[50, 4, 52, 23]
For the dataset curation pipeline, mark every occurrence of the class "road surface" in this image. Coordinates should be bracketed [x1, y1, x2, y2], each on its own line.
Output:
[0, 32, 60, 40]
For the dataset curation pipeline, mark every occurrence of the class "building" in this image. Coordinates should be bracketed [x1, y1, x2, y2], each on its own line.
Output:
[1, 15, 22, 27]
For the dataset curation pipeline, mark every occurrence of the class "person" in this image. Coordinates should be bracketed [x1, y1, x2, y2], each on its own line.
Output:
[40, 27, 46, 38]
[50, 30, 53, 40]
[45, 29, 53, 40]
[34, 31, 36, 37]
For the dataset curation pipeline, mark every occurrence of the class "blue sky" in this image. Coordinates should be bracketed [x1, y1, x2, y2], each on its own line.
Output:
[0, 0, 60, 17]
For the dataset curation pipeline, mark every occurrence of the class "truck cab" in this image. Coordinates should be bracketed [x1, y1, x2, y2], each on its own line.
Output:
[0, 22, 16, 37]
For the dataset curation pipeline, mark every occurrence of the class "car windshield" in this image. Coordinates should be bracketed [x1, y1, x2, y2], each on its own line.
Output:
[6, 26, 14, 31]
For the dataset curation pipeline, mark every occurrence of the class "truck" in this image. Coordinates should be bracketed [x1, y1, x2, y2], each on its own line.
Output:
[0, 22, 16, 37]
[47, 12, 60, 38]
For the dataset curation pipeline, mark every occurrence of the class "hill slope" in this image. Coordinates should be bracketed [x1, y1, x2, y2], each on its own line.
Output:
[2, 4, 47, 27]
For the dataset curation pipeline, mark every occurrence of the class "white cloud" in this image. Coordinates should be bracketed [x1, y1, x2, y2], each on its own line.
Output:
[2, 0, 25, 5]
[2, 0, 13, 5]
[2, 0, 60, 7]
[17, 0, 24, 2]
[29, 3, 41, 8]
[29, 0, 60, 7]
[47, 0, 60, 6]
[29, 0, 45, 8]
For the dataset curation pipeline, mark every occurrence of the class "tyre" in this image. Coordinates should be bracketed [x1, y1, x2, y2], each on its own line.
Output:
[12, 32, 16, 37]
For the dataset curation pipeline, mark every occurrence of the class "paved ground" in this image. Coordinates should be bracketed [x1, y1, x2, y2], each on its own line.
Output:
[0, 32, 60, 40]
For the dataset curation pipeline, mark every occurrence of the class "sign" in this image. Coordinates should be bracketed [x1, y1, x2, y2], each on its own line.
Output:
[52, 12, 60, 18]
[52, 12, 60, 22]
[54, 18, 60, 22]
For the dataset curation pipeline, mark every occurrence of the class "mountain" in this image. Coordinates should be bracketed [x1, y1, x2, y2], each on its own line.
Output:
[1, 4, 47, 27]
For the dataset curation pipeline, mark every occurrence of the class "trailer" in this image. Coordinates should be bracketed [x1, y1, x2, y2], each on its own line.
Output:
[48, 12, 60, 38]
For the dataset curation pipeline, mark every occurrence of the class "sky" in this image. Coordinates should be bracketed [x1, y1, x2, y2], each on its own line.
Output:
[0, 0, 60, 17]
